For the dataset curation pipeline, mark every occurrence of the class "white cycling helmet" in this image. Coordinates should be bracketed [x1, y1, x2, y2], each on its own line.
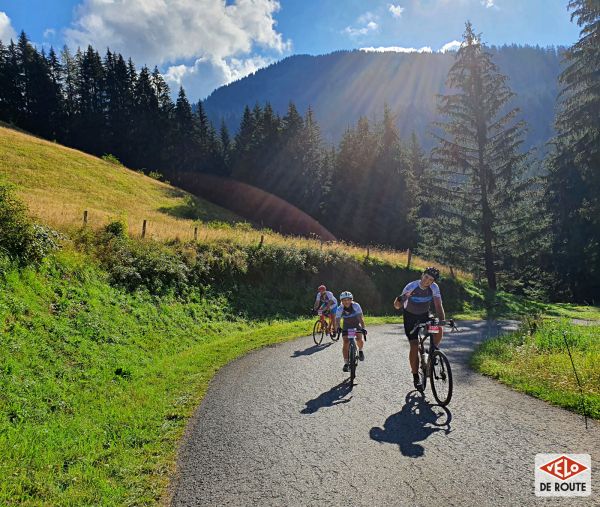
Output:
[339, 291, 353, 300]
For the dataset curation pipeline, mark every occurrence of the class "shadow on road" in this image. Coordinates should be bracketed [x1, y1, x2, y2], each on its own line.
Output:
[301, 380, 353, 414]
[370, 392, 452, 458]
[291, 341, 333, 357]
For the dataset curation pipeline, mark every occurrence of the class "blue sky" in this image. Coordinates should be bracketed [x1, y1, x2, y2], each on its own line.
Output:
[0, 0, 581, 101]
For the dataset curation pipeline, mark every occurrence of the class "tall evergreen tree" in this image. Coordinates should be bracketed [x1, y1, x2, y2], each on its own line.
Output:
[232, 105, 256, 182]
[60, 45, 79, 139]
[0, 40, 23, 123]
[546, 0, 600, 302]
[72, 45, 106, 153]
[299, 106, 326, 215]
[171, 87, 197, 172]
[217, 120, 232, 177]
[427, 22, 532, 290]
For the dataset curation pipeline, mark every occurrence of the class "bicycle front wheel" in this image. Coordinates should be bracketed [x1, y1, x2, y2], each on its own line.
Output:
[429, 349, 453, 406]
[313, 319, 325, 345]
[349, 343, 357, 383]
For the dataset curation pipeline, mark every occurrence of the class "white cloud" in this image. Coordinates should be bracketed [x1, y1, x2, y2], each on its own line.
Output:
[388, 4, 405, 18]
[0, 11, 16, 42]
[64, 0, 290, 100]
[344, 12, 379, 38]
[43, 28, 56, 39]
[165, 54, 273, 100]
[66, 0, 289, 65]
[361, 40, 465, 54]
[439, 40, 461, 52]
[361, 45, 432, 53]
[358, 12, 377, 24]
[482, 0, 496, 8]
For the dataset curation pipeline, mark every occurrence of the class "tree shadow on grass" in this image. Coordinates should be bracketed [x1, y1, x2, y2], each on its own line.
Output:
[370, 392, 452, 458]
[301, 380, 353, 414]
[158, 195, 210, 221]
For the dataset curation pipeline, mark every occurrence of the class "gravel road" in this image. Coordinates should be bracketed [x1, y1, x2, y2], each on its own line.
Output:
[171, 321, 599, 506]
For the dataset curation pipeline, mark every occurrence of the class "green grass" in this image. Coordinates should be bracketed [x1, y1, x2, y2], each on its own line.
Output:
[471, 319, 600, 420]
[0, 249, 403, 506]
[454, 281, 600, 321]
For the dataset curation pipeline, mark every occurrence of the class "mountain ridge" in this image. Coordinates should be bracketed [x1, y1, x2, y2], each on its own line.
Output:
[203, 46, 562, 151]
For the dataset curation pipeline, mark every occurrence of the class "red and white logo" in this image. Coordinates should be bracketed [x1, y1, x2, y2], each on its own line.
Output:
[535, 453, 591, 497]
[540, 455, 588, 481]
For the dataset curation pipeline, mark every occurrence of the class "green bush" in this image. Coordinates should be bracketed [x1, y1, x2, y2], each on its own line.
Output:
[103, 219, 128, 239]
[0, 183, 61, 264]
[96, 234, 190, 295]
[101, 153, 123, 166]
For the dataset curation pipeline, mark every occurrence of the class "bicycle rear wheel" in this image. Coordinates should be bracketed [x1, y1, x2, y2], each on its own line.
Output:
[331, 327, 340, 342]
[349, 343, 357, 383]
[313, 319, 325, 345]
[429, 350, 453, 406]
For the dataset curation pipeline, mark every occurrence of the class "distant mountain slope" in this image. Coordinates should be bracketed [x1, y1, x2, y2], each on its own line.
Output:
[203, 46, 561, 151]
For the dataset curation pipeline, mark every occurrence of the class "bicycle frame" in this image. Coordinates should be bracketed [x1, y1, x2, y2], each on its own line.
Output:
[410, 318, 456, 404]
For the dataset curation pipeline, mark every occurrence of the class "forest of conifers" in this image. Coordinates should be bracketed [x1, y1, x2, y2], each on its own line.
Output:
[0, 1, 598, 303]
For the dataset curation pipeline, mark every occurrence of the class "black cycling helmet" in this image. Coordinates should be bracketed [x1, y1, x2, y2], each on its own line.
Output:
[423, 266, 440, 281]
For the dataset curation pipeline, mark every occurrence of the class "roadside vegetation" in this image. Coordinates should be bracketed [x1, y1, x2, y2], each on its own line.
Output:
[472, 318, 600, 420]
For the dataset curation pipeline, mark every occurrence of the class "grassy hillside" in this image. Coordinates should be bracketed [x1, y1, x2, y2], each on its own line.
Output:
[0, 125, 241, 240]
[0, 123, 470, 280]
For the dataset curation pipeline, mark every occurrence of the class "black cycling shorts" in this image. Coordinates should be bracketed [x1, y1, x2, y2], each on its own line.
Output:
[403, 311, 430, 341]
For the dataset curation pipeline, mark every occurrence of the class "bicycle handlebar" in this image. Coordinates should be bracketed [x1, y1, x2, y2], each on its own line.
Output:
[410, 318, 458, 335]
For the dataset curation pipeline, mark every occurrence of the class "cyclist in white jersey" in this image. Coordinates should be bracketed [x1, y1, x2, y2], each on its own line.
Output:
[313, 284, 337, 338]
[335, 291, 366, 372]
[394, 267, 445, 390]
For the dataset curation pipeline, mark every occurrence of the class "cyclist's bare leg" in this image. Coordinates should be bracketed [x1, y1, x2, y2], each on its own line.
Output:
[409, 340, 419, 373]
[328, 313, 335, 333]
[342, 336, 350, 362]
[434, 328, 443, 347]
[356, 333, 364, 351]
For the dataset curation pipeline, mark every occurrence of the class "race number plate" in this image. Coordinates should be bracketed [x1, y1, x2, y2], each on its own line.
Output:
[318, 310, 323, 316]
[348, 328, 357, 339]
[428, 325, 441, 332]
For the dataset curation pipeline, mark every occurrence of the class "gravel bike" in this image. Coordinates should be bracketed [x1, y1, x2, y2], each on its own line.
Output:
[411, 317, 457, 406]
[345, 327, 367, 383]
[312, 308, 338, 345]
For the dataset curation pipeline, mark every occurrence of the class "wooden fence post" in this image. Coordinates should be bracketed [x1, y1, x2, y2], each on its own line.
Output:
[83, 210, 88, 226]
[366, 247, 370, 259]
[450, 266, 455, 278]
[141, 219, 147, 238]
[258, 234, 264, 248]
[407, 248, 412, 270]
[194, 226, 198, 241]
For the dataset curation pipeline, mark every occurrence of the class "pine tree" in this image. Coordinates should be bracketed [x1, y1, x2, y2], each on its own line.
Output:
[370, 105, 416, 248]
[151, 66, 174, 172]
[546, 0, 600, 301]
[0, 40, 23, 123]
[218, 120, 232, 177]
[60, 45, 79, 138]
[72, 45, 106, 153]
[299, 106, 326, 216]
[171, 87, 197, 172]
[232, 105, 256, 182]
[428, 22, 532, 291]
